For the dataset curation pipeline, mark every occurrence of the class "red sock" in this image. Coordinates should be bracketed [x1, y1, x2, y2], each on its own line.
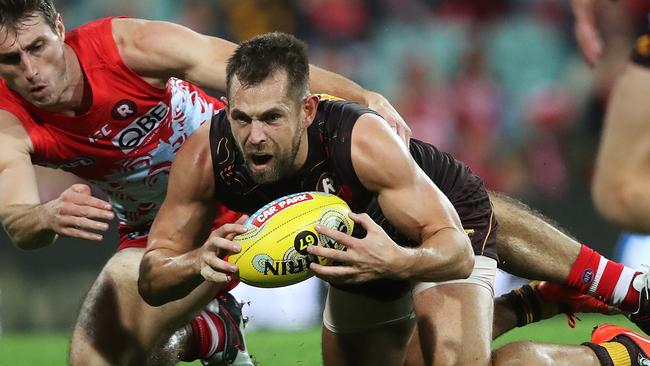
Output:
[186, 311, 226, 361]
[567, 245, 641, 312]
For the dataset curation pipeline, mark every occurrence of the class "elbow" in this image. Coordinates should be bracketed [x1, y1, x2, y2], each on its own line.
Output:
[137, 256, 165, 307]
[592, 177, 645, 230]
[137, 278, 160, 307]
[442, 232, 474, 280]
[138, 277, 168, 307]
[454, 241, 475, 280]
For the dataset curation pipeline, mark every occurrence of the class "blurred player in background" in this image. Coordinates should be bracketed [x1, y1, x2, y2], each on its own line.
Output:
[571, 0, 650, 281]
[141, 32, 650, 366]
[0, 1, 410, 364]
[590, 20, 650, 266]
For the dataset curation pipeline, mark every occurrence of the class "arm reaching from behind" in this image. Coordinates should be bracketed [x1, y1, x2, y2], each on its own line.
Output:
[308, 66, 411, 143]
[112, 20, 410, 143]
[0, 111, 113, 249]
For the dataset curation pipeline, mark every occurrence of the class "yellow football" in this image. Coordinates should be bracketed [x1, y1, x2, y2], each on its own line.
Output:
[228, 191, 353, 288]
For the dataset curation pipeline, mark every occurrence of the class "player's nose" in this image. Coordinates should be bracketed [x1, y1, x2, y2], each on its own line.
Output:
[21, 54, 39, 81]
[248, 120, 268, 145]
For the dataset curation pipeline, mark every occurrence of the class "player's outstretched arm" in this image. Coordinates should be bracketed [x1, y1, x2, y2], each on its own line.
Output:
[309, 114, 473, 284]
[112, 20, 410, 143]
[0, 111, 113, 249]
[139, 124, 243, 307]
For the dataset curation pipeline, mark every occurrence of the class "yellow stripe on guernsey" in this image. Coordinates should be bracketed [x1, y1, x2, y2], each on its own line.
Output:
[317, 94, 345, 102]
[601, 342, 631, 366]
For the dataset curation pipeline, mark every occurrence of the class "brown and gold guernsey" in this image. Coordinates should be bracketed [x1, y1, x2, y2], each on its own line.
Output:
[210, 98, 497, 299]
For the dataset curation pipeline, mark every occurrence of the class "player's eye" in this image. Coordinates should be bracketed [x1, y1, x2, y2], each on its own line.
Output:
[28, 42, 44, 54]
[264, 114, 281, 123]
[231, 111, 252, 124]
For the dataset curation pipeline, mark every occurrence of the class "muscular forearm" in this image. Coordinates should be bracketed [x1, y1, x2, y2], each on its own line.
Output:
[397, 228, 474, 282]
[2, 203, 57, 250]
[138, 248, 206, 306]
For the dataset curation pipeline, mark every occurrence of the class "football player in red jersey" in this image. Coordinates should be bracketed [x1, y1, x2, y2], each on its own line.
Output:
[0, 1, 411, 364]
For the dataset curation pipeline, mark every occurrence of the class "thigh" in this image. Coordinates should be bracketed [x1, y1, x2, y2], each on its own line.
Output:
[70, 248, 220, 365]
[411, 256, 496, 366]
[321, 285, 416, 366]
[413, 283, 493, 366]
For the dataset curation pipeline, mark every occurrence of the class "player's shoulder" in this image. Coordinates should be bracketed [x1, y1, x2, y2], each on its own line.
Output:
[110, 17, 145, 34]
[66, 17, 116, 43]
[349, 113, 414, 190]
[110, 17, 142, 49]
[110, 17, 182, 51]
[351, 112, 396, 147]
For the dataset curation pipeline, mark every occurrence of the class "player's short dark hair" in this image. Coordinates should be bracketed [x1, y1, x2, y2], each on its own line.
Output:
[226, 32, 309, 102]
[0, 0, 58, 34]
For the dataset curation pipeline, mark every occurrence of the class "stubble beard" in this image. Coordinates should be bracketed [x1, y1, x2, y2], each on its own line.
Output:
[243, 127, 304, 185]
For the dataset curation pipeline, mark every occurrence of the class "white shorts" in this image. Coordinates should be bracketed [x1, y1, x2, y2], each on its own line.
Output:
[323, 256, 497, 334]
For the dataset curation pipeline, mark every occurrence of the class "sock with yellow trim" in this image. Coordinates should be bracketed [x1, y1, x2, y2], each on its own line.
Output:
[583, 337, 649, 366]
[585, 341, 630, 366]
[503, 283, 542, 327]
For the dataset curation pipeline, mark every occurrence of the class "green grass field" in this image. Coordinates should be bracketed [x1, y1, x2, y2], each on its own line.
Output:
[0, 314, 642, 366]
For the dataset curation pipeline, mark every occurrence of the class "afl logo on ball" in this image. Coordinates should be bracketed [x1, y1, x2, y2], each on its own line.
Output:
[112, 99, 137, 120]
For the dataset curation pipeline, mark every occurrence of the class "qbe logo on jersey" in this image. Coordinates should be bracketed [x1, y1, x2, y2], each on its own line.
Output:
[112, 102, 169, 154]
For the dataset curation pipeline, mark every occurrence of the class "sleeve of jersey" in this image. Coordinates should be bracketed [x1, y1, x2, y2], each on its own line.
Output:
[630, 34, 650, 68]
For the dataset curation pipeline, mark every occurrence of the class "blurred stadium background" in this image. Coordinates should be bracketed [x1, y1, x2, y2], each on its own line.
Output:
[1, 0, 650, 364]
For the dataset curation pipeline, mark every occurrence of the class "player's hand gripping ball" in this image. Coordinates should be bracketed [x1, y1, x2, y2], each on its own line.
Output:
[228, 192, 353, 288]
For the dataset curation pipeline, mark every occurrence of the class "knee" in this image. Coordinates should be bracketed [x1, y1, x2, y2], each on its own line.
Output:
[492, 342, 543, 366]
[69, 253, 145, 365]
[592, 176, 639, 228]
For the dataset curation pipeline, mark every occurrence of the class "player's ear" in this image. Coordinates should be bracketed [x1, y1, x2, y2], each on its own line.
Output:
[55, 13, 65, 40]
[301, 94, 319, 128]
